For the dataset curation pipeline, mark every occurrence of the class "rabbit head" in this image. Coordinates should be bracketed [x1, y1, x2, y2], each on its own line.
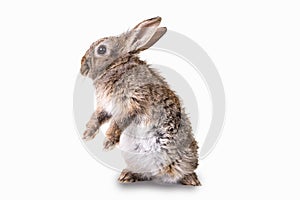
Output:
[80, 17, 167, 80]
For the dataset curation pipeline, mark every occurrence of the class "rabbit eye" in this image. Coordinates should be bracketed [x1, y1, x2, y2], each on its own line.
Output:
[97, 45, 106, 54]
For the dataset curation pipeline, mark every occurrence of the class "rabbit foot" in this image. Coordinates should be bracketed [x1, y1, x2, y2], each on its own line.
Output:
[118, 170, 138, 183]
[82, 129, 97, 141]
[103, 138, 118, 150]
[104, 122, 121, 150]
[180, 173, 201, 186]
[118, 170, 148, 183]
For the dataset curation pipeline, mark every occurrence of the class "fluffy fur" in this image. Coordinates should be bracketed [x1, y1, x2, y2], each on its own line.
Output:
[81, 17, 200, 186]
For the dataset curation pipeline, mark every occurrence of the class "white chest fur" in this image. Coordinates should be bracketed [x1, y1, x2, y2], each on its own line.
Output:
[96, 89, 119, 116]
[96, 88, 129, 117]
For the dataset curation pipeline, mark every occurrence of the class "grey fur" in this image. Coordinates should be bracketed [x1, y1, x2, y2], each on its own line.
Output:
[80, 17, 200, 186]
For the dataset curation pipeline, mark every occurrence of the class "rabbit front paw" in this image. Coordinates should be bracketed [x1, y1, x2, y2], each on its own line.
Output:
[103, 138, 118, 150]
[82, 129, 98, 141]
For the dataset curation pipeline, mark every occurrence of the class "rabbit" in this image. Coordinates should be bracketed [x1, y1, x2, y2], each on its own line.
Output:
[80, 17, 200, 186]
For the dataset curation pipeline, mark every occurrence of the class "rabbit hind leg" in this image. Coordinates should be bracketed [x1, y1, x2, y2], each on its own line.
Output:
[158, 162, 201, 186]
[180, 172, 201, 186]
[118, 169, 152, 183]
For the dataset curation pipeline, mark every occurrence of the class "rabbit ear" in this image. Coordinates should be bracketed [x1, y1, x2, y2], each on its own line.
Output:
[138, 27, 167, 51]
[127, 17, 167, 52]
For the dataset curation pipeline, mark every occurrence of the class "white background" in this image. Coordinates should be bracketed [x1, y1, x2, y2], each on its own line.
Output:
[0, 0, 299, 199]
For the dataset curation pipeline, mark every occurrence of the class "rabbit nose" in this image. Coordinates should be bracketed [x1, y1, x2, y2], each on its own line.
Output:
[81, 55, 87, 66]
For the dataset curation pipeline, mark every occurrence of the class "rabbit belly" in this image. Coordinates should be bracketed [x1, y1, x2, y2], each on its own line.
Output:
[119, 123, 167, 174]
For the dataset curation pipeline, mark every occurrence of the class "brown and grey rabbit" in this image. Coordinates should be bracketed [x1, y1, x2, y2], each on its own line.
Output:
[80, 17, 200, 186]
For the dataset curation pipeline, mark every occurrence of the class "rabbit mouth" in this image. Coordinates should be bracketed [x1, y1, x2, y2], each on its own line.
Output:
[80, 65, 90, 76]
